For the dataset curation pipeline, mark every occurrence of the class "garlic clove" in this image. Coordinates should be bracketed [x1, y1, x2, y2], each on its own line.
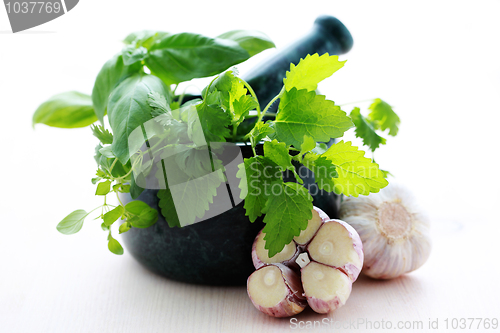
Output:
[301, 261, 352, 314]
[307, 219, 364, 281]
[339, 182, 431, 279]
[251, 230, 298, 270]
[247, 264, 307, 317]
[293, 206, 330, 246]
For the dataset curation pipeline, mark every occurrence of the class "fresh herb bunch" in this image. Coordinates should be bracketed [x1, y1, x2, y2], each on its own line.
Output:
[33, 30, 400, 257]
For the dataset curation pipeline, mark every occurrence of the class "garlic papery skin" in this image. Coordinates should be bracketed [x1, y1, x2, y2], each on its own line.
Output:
[339, 183, 431, 279]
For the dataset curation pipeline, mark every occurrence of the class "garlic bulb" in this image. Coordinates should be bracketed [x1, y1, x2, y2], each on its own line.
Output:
[339, 183, 431, 279]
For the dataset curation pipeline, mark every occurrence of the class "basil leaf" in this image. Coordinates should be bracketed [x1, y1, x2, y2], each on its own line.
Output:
[217, 30, 275, 57]
[103, 206, 124, 226]
[125, 201, 158, 228]
[145, 32, 250, 85]
[56, 209, 87, 235]
[91, 54, 143, 125]
[108, 236, 124, 255]
[123, 30, 170, 49]
[107, 74, 170, 164]
[33, 91, 96, 128]
[122, 45, 148, 66]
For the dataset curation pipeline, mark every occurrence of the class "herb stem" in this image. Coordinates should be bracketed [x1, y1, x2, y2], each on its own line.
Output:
[258, 86, 284, 124]
[244, 87, 284, 141]
[108, 158, 118, 174]
[116, 191, 125, 207]
[251, 144, 257, 157]
[115, 155, 143, 182]
[232, 124, 238, 141]
[238, 77, 261, 116]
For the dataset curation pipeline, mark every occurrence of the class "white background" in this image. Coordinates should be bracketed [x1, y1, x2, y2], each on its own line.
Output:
[1, 1, 499, 332]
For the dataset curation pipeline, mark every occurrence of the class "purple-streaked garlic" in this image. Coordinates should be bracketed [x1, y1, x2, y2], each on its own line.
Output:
[339, 182, 431, 279]
[247, 264, 307, 317]
[293, 207, 330, 246]
[306, 219, 364, 282]
[252, 230, 298, 270]
[301, 261, 352, 314]
[251, 207, 328, 270]
[247, 206, 365, 317]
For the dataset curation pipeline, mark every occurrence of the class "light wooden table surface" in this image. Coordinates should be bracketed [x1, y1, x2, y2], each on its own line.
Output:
[1, 1, 500, 332]
[1, 213, 499, 332]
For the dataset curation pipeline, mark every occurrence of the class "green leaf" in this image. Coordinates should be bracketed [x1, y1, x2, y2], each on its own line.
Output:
[321, 140, 388, 196]
[312, 142, 328, 155]
[148, 91, 170, 117]
[350, 107, 387, 152]
[122, 45, 148, 66]
[124, 201, 158, 228]
[174, 146, 222, 179]
[233, 94, 258, 123]
[157, 188, 181, 228]
[99, 145, 115, 158]
[284, 53, 346, 92]
[123, 30, 170, 49]
[368, 99, 400, 136]
[94, 144, 130, 178]
[195, 95, 232, 143]
[113, 184, 130, 193]
[263, 140, 293, 171]
[130, 171, 144, 199]
[96, 180, 112, 196]
[249, 122, 274, 146]
[145, 32, 250, 85]
[217, 30, 275, 57]
[156, 151, 225, 227]
[107, 73, 170, 164]
[108, 236, 124, 255]
[103, 206, 124, 227]
[56, 209, 87, 235]
[302, 153, 338, 191]
[300, 135, 316, 154]
[91, 124, 113, 144]
[262, 182, 313, 257]
[119, 222, 131, 234]
[33, 91, 97, 128]
[237, 156, 283, 222]
[91, 54, 143, 125]
[208, 70, 257, 123]
[274, 88, 353, 148]
[264, 139, 302, 184]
